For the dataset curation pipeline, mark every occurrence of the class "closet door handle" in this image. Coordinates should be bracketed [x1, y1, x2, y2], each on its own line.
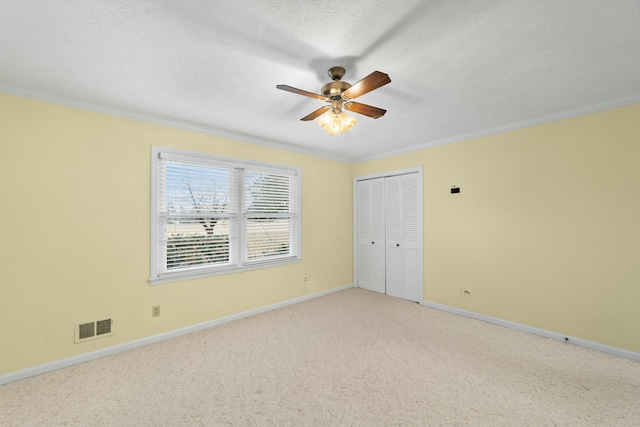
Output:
[372, 242, 375, 245]
[396, 244, 400, 247]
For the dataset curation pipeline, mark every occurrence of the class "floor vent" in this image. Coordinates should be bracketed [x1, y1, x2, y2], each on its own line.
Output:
[75, 318, 114, 343]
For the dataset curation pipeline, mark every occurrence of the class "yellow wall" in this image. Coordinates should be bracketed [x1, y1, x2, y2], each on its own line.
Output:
[0, 93, 354, 375]
[2, 91, 639, 377]
[354, 103, 640, 353]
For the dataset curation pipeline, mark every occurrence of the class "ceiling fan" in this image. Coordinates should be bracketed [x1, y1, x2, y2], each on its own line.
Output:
[276, 66, 391, 134]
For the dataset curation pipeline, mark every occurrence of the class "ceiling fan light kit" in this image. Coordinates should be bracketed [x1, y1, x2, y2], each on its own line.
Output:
[318, 111, 357, 136]
[277, 66, 391, 136]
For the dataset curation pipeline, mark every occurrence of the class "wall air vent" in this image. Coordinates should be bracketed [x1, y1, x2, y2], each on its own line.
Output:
[96, 319, 112, 335]
[75, 318, 114, 343]
[78, 322, 95, 340]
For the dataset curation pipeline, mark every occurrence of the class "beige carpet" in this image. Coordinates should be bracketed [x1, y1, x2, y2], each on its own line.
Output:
[1, 288, 639, 426]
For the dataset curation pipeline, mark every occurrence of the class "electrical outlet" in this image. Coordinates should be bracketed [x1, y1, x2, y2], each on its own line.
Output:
[464, 288, 473, 298]
[304, 276, 308, 283]
[152, 305, 161, 317]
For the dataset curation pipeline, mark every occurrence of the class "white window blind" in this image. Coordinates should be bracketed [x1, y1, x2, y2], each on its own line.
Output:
[151, 147, 300, 284]
[243, 169, 298, 263]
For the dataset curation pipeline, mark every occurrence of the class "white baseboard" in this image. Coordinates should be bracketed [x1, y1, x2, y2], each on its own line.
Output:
[421, 300, 640, 362]
[0, 284, 354, 386]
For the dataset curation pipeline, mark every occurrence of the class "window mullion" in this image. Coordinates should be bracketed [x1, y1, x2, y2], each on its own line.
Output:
[236, 168, 246, 265]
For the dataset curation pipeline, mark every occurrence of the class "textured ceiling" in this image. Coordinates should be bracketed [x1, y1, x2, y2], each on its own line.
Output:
[1, 0, 640, 162]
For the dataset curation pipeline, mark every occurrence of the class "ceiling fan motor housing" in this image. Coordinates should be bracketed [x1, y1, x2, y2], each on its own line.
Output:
[322, 66, 351, 100]
[321, 81, 352, 98]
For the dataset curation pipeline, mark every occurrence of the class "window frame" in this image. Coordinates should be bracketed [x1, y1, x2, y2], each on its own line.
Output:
[150, 146, 301, 285]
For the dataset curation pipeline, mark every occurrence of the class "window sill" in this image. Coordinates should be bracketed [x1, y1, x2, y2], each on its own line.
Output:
[148, 256, 301, 285]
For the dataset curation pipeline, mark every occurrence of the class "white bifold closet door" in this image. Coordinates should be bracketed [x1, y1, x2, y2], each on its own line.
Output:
[356, 172, 422, 302]
[370, 178, 386, 294]
[357, 178, 386, 293]
[356, 180, 372, 291]
[384, 174, 421, 302]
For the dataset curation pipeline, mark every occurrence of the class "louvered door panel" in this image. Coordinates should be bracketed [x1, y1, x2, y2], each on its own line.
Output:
[357, 180, 372, 290]
[370, 178, 386, 294]
[385, 176, 402, 298]
[401, 173, 421, 302]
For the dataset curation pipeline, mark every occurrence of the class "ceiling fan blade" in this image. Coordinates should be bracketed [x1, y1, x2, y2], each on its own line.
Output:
[341, 71, 391, 99]
[276, 85, 329, 101]
[344, 102, 387, 119]
[300, 105, 331, 121]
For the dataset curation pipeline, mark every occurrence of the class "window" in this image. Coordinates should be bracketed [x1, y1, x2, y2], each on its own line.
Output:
[150, 146, 300, 284]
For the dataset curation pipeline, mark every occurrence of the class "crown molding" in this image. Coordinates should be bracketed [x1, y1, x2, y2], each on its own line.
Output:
[355, 93, 640, 163]
[4, 84, 638, 166]
[0, 84, 354, 164]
